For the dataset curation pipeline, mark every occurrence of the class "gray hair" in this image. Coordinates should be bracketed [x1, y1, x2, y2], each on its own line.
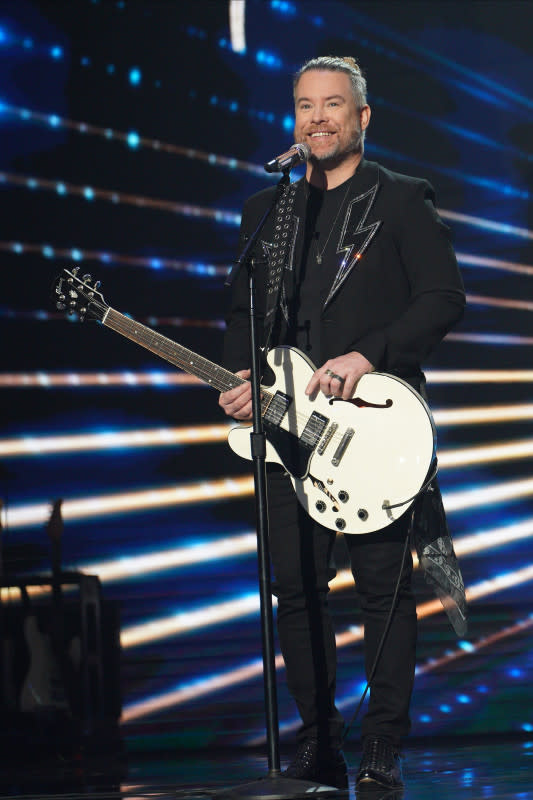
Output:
[293, 56, 368, 110]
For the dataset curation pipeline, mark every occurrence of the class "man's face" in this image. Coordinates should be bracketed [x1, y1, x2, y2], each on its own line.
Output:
[293, 70, 367, 166]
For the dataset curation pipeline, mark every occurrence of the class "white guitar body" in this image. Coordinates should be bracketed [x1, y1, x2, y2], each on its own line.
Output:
[228, 347, 436, 535]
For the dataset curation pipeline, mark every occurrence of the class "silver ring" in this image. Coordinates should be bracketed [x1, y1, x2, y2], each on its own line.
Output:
[325, 368, 334, 377]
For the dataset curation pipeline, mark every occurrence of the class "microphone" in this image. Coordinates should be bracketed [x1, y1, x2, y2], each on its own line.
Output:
[264, 142, 310, 173]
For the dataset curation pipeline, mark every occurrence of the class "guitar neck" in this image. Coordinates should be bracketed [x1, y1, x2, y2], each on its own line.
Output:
[103, 307, 246, 394]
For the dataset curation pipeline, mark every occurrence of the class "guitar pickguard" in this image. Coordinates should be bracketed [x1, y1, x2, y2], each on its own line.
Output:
[262, 419, 314, 480]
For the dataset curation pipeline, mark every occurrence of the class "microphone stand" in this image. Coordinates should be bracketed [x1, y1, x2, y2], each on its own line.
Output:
[218, 171, 340, 798]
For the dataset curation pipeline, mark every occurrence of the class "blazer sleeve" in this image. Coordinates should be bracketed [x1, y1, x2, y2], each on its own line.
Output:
[353, 180, 466, 373]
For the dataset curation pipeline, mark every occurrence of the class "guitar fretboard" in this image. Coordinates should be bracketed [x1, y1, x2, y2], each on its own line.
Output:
[103, 308, 273, 411]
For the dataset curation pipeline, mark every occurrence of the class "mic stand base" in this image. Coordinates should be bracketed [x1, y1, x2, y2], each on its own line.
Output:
[212, 773, 345, 798]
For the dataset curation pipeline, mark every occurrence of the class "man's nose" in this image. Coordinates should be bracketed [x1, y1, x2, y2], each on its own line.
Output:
[311, 104, 327, 123]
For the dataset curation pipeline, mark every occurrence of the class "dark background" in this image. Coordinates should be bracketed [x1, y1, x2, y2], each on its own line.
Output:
[1, 0, 533, 751]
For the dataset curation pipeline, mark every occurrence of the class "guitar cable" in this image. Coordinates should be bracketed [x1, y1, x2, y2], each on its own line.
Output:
[381, 459, 438, 512]
[340, 483, 424, 746]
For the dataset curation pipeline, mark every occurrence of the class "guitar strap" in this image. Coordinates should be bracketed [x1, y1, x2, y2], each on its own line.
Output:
[262, 178, 299, 354]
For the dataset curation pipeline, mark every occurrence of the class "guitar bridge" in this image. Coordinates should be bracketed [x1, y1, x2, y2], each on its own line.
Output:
[317, 422, 338, 455]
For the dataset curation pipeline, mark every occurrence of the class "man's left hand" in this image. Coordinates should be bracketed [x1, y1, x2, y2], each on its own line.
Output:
[305, 351, 375, 400]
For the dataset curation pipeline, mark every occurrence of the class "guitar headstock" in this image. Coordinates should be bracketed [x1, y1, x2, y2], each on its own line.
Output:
[53, 267, 109, 322]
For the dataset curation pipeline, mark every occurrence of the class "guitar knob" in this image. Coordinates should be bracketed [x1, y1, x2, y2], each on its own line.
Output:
[357, 509, 369, 521]
[315, 500, 326, 513]
[335, 518, 346, 530]
[338, 490, 349, 503]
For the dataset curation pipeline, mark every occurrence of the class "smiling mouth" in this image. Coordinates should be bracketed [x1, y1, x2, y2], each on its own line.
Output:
[309, 131, 335, 138]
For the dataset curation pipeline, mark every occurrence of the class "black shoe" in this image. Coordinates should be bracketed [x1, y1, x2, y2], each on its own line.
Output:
[283, 738, 349, 789]
[356, 738, 403, 789]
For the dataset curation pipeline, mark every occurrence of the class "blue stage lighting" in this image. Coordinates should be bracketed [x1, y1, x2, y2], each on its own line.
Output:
[256, 50, 282, 70]
[129, 67, 141, 86]
[282, 114, 294, 132]
[127, 131, 140, 148]
[271, 0, 296, 15]
[50, 45, 63, 59]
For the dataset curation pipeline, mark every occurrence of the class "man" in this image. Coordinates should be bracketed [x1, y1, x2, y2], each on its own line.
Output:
[219, 56, 465, 791]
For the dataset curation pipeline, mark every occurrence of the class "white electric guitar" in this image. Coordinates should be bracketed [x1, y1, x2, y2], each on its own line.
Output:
[53, 268, 436, 534]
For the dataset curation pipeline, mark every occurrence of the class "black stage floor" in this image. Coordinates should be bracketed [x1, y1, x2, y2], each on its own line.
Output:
[1, 737, 532, 800]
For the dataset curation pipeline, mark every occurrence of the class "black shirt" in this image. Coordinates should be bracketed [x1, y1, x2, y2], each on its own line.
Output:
[287, 176, 355, 364]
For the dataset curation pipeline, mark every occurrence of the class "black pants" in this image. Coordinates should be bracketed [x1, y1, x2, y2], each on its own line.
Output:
[267, 467, 417, 752]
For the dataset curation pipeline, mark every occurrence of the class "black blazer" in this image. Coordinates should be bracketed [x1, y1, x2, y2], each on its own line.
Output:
[223, 159, 465, 382]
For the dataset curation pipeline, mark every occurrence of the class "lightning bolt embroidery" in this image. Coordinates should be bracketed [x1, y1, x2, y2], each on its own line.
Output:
[324, 182, 382, 307]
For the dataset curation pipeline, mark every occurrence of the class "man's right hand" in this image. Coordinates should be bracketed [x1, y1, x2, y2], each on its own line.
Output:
[219, 369, 253, 420]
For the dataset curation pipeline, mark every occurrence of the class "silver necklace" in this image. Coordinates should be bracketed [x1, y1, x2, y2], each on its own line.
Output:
[313, 176, 354, 265]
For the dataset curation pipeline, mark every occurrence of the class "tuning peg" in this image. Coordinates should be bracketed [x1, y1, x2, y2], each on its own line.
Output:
[71, 266, 80, 275]
[94, 280, 101, 290]
[82, 273, 92, 282]
[56, 302, 66, 311]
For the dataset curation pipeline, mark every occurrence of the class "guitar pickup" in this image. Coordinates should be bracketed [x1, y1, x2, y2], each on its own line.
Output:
[264, 391, 291, 426]
[300, 411, 329, 451]
[331, 428, 354, 467]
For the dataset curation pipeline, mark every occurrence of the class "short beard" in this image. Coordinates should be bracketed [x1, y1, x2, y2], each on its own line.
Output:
[310, 125, 363, 168]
